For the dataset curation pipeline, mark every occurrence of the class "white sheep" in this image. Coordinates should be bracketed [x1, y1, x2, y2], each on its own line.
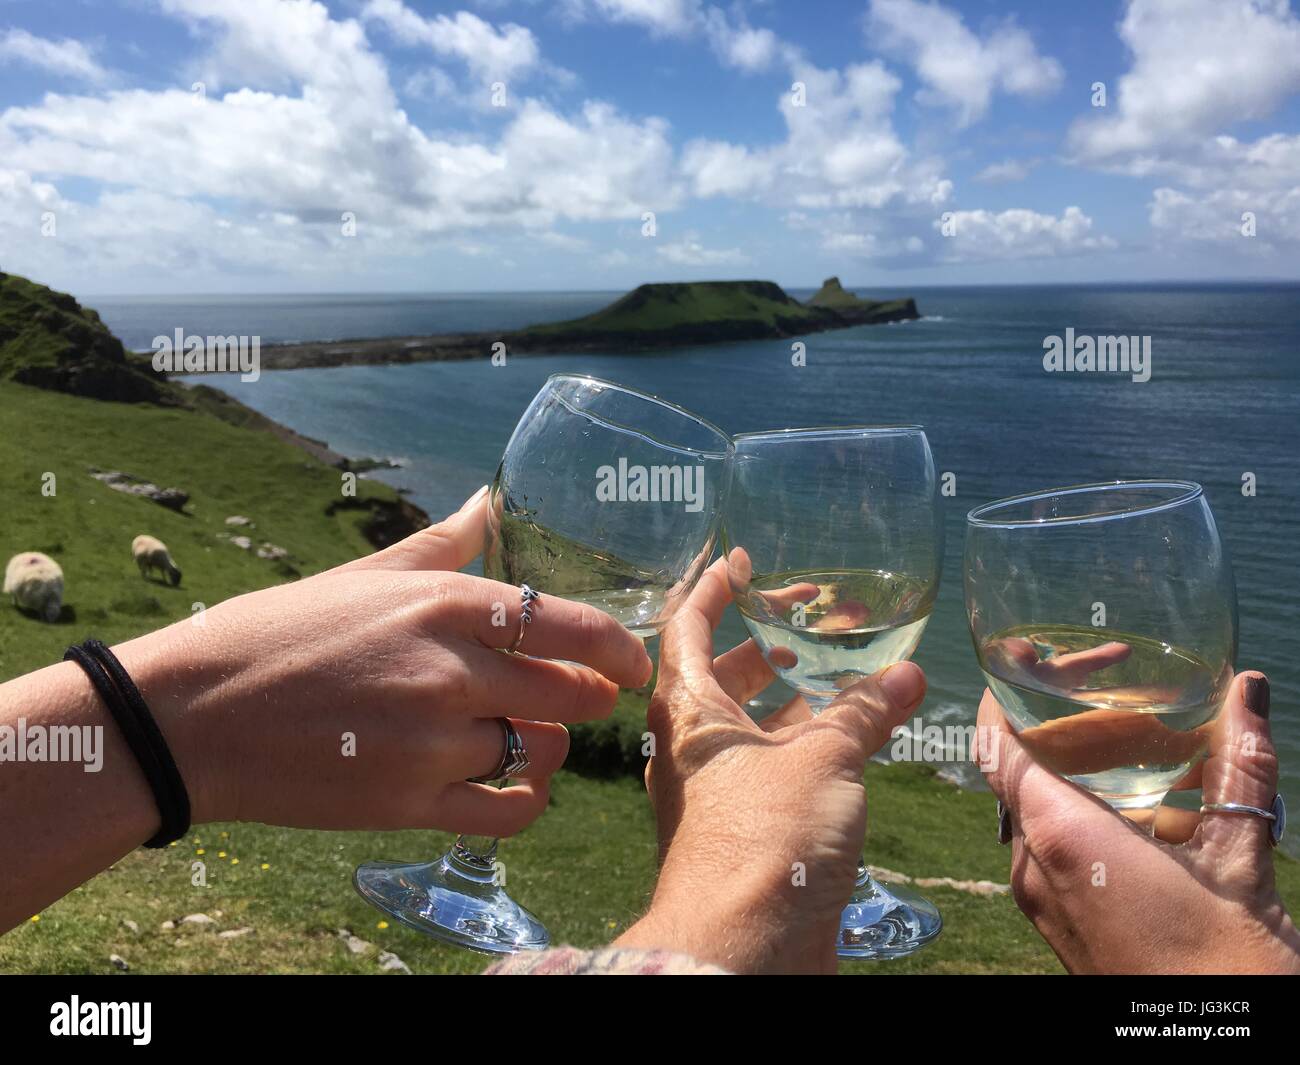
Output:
[4, 552, 64, 622]
[132, 534, 182, 586]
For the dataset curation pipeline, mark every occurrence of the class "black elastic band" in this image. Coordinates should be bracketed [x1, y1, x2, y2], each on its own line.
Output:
[64, 640, 191, 848]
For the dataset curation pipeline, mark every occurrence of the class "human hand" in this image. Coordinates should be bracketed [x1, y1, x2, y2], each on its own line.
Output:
[977, 671, 1300, 974]
[615, 559, 926, 973]
[113, 487, 653, 837]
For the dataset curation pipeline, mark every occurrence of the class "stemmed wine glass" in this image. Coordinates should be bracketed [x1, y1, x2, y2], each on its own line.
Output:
[355, 373, 733, 954]
[721, 426, 945, 960]
[964, 480, 1237, 820]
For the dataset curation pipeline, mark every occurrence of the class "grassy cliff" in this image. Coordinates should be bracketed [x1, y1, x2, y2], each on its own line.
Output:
[0, 272, 425, 679]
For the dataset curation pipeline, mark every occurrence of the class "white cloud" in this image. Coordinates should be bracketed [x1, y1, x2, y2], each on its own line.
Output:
[684, 59, 951, 212]
[1069, 0, 1300, 164]
[362, 1, 543, 84]
[1067, 0, 1300, 250]
[1149, 186, 1300, 249]
[868, 0, 1063, 125]
[571, 0, 703, 35]
[0, 0, 683, 285]
[655, 234, 746, 265]
[974, 158, 1039, 183]
[934, 206, 1117, 262]
[0, 29, 110, 84]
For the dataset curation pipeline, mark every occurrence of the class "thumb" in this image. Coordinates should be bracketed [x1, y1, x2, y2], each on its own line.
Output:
[343, 484, 489, 572]
[817, 661, 926, 769]
[1199, 672, 1280, 861]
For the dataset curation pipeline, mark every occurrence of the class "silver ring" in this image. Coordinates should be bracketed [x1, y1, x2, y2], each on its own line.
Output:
[469, 718, 531, 783]
[508, 583, 540, 654]
[1200, 795, 1286, 847]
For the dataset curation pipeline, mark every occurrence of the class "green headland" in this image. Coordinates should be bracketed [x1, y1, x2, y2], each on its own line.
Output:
[198, 277, 921, 372]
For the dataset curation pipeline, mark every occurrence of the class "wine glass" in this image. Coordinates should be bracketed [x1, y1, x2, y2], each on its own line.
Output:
[721, 426, 945, 960]
[964, 480, 1237, 821]
[355, 373, 733, 954]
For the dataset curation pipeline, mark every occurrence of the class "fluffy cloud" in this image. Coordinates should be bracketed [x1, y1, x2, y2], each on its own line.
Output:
[934, 206, 1117, 262]
[1068, 0, 1300, 249]
[0, 0, 683, 283]
[868, 0, 1063, 125]
[1069, 0, 1300, 164]
[361, 0, 543, 84]
[0, 29, 110, 84]
[655, 234, 747, 265]
[683, 59, 951, 211]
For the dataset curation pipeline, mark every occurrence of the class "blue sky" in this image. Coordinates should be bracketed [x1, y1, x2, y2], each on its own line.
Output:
[1, 0, 1299, 294]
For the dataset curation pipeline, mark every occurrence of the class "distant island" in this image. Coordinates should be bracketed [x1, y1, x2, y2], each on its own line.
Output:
[183, 278, 920, 373]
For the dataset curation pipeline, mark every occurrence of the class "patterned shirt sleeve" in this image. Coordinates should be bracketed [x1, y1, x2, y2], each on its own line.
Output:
[484, 945, 731, 975]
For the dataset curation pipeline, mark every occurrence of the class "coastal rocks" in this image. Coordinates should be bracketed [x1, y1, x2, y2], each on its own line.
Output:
[225, 515, 253, 527]
[335, 928, 412, 973]
[89, 469, 189, 512]
[325, 496, 430, 549]
[866, 865, 1011, 898]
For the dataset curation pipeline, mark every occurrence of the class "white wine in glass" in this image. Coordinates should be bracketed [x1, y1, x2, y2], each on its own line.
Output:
[723, 426, 945, 961]
[965, 481, 1238, 817]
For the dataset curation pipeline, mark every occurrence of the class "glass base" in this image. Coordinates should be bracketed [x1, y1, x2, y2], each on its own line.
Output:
[354, 856, 549, 956]
[837, 874, 942, 960]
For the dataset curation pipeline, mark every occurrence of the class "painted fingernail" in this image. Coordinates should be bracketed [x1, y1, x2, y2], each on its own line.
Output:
[1243, 675, 1270, 719]
[879, 661, 925, 711]
[997, 800, 1012, 845]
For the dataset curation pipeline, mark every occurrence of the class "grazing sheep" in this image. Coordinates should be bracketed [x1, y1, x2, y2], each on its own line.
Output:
[132, 534, 182, 586]
[4, 552, 64, 622]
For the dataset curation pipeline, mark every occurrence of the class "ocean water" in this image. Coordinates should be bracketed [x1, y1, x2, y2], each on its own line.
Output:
[92, 284, 1300, 846]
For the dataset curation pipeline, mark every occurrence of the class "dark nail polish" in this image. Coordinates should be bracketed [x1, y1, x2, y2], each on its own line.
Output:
[1243, 675, 1270, 719]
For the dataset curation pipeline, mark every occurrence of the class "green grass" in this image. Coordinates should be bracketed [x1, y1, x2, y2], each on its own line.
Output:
[0, 763, 1056, 975]
[0, 380, 395, 679]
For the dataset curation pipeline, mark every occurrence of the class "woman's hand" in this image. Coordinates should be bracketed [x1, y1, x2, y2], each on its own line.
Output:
[978, 671, 1300, 974]
[114, 486, 653, 836]
[615, 560, 927, 974]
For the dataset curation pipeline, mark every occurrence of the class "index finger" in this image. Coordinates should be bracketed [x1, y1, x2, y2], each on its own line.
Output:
[658, 558, 732, 680]
[437, 574, 653, 688]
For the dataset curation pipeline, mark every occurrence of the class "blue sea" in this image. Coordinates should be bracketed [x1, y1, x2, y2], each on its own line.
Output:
[91, 284, 1300, 848]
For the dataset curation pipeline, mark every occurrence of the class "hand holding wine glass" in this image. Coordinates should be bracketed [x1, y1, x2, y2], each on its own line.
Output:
[976, 670, 1300, 974]
[616, 560, 928, 974]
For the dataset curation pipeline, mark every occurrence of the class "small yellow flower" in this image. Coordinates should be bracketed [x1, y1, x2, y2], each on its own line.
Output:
[220, 831, 229, 839]
[29, 915, 40, 923]
[230, 858, 239, 865]
[196, 849, 206, 856]
[260, 863, 270, 870]
[168, 841, 178, 848]
[377, 920, 389, 930]
[218, 851, 227, 859]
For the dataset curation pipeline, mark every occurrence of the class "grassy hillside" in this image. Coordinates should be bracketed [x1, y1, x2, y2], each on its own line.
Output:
[0, 379, 402, 679]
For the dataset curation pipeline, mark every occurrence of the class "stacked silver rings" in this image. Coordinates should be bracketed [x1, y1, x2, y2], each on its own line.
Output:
[470, 584, 540, 784]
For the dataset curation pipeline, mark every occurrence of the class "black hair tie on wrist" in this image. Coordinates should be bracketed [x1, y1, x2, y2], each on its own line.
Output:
[64, 639, 191, 848]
